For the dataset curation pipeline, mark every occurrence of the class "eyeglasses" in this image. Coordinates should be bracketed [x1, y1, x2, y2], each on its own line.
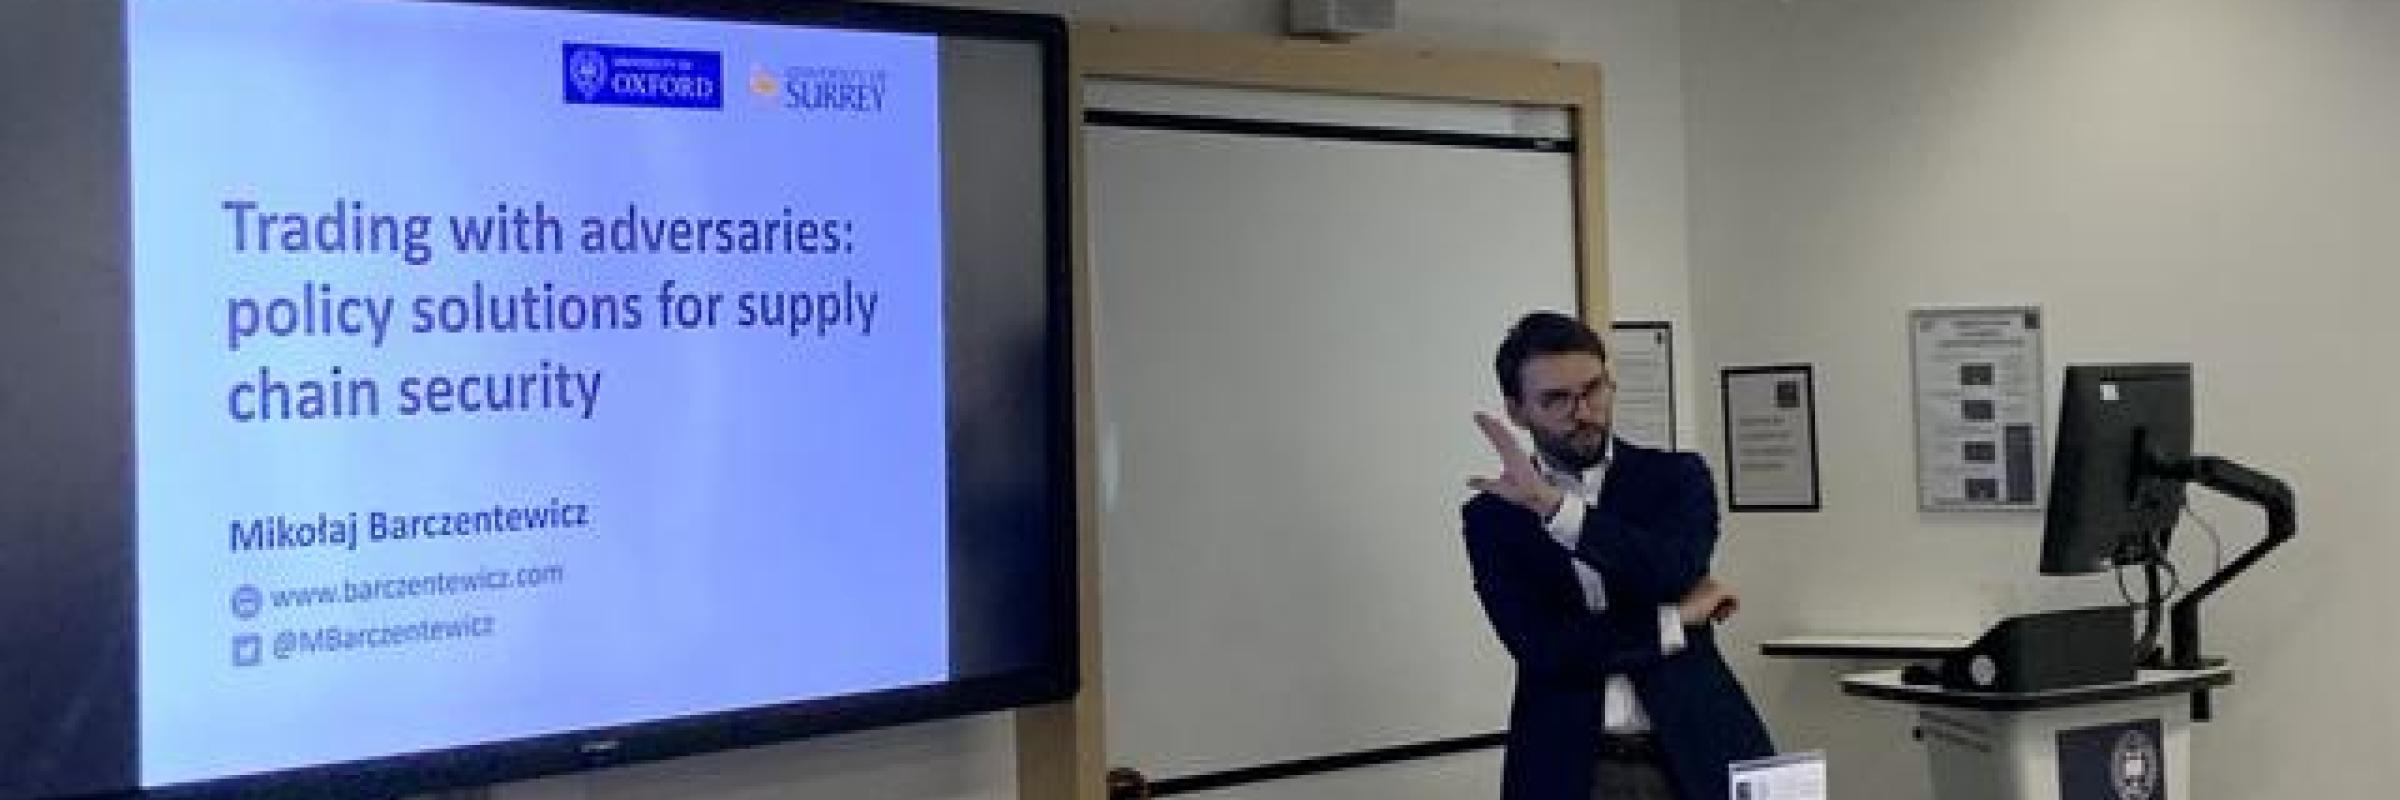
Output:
[1531, 374, 1614, 416]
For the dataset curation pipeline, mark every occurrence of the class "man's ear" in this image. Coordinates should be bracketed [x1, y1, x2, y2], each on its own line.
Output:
[1503, 399, 1530, 431]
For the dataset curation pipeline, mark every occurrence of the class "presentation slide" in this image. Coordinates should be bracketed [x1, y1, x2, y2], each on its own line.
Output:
[129, 0, 950, 785]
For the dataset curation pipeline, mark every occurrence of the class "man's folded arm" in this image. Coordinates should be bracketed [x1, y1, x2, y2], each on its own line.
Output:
[1464, 497, 1679, 681]
[1569, 455, 1722, 604]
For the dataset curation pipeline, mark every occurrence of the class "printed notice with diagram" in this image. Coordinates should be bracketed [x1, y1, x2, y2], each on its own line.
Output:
[1910, 307, 2044, 511]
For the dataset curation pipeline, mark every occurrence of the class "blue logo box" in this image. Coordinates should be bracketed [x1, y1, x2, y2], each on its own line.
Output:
[562, 43, 723, 109]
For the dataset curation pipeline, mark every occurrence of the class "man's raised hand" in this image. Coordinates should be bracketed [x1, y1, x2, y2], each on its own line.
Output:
[1468, 412, 1564, 519]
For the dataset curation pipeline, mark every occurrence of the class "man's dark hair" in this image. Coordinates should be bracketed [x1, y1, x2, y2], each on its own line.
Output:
[1494, 311, 1607, 402]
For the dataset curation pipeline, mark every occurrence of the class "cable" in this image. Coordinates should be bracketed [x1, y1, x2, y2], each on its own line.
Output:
[2112, 536, 2183, 608]
[2116, 525, 2183, 665]
[2184, 504, 2229, 577]
[2146, 520, 2183, 599]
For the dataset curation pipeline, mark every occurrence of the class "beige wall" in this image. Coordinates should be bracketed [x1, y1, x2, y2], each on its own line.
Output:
[1685, 1, 2400, 797]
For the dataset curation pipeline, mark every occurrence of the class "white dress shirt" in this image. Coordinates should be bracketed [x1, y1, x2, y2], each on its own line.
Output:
[1538, 440, 1689, 734]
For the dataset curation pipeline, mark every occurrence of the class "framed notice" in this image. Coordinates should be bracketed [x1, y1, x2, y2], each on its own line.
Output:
[1720, 364, 1820, 512]
[1606, 321, 1675, 450]
[1910, 306, 2044, 511]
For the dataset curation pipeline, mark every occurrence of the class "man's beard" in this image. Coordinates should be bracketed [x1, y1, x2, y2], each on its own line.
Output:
[1533, 425, 1610, 474]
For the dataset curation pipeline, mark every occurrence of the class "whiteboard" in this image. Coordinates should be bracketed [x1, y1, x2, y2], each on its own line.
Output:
[1086, 81, 1581, 784]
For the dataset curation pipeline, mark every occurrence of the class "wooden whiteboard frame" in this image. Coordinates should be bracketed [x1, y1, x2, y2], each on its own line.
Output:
[1019, 25, 1610, 800]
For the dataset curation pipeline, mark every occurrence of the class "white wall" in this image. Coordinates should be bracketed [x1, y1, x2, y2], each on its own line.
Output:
[499, 1, 1697, 798]
[1684, 1, 2400, 797]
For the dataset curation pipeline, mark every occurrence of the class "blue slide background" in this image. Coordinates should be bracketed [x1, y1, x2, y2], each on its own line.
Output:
[131, 0, 948, 786]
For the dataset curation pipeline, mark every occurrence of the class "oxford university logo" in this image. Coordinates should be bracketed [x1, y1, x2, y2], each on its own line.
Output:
[568, 47, 609, 100]
[561, 43, 724, 109]
[2108, 729, 2161, 800]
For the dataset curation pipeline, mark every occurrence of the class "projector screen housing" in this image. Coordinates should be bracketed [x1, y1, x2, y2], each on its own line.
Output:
[0, 1, 1075, 798]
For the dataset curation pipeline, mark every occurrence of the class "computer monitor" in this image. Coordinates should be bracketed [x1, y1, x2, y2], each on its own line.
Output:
[2040, 363, 2194, 575]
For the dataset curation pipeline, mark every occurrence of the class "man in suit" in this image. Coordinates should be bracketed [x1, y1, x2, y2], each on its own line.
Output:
[1463, 311, 1774, 800]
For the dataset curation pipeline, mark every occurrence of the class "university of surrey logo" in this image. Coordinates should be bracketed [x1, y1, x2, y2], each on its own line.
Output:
[2108, 729, 2161, 800]
[567, 46, 609, 100]
[756, 64, 891, 114]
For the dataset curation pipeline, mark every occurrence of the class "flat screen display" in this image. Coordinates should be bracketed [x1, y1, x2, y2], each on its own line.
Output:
[0, 1, 1072, 797]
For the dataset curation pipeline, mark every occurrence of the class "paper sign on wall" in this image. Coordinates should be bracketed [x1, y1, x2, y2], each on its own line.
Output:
[1607, 321, 1676, 450]
[1720, 364, 1820, 512]
[1910, 307, 2045, 511]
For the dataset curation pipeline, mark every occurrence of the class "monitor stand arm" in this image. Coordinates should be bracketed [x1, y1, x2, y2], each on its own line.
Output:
[2147, 454, 2295, 720]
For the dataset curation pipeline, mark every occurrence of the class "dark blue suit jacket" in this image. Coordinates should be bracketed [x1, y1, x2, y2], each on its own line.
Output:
[1461, 440, 1773, 800]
